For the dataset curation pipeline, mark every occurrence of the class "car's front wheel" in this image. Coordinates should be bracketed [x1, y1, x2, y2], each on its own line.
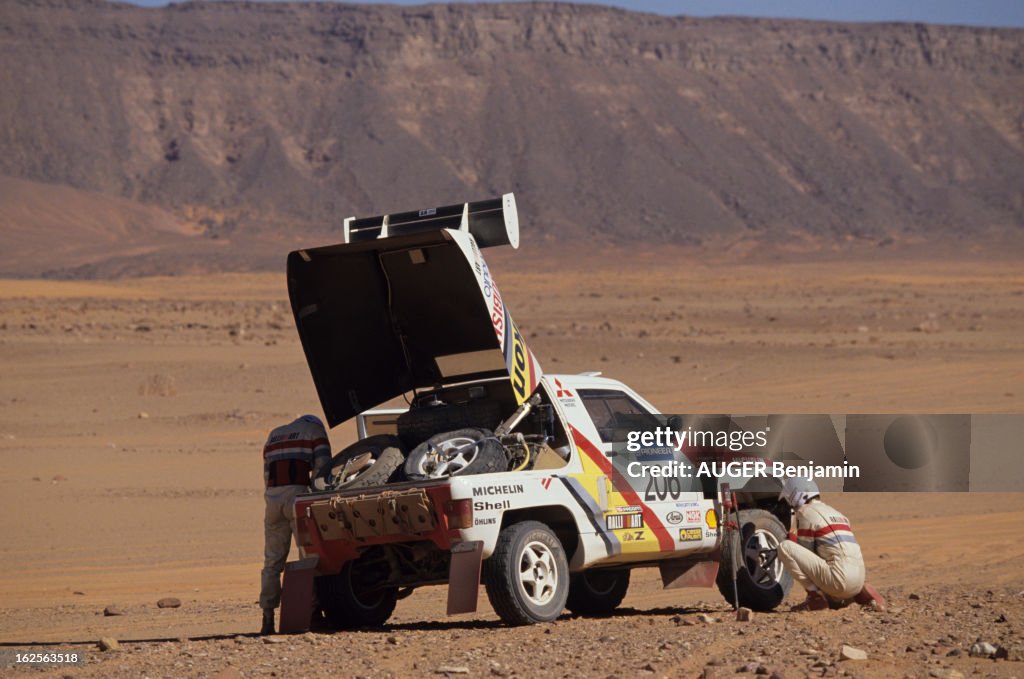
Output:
[716, 508, 793, 611]
[484, 521, 569, 625]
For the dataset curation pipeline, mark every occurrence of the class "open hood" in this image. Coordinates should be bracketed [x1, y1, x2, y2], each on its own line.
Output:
[287, 195, 542, 427]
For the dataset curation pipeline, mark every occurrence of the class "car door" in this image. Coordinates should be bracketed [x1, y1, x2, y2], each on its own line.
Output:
[575, 389, 714, 563]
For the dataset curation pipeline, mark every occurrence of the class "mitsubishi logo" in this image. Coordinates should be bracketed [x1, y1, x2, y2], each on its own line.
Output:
[554, 379, 573, 398]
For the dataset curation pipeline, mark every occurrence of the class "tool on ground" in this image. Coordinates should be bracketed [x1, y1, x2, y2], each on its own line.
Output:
[721, 483, 741, 616]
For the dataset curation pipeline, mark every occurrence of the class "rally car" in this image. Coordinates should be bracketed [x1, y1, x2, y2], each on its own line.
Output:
[279, 194, 792, 630]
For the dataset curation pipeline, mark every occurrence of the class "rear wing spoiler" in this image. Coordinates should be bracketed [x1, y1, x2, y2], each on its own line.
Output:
[343, 193, 519, 249]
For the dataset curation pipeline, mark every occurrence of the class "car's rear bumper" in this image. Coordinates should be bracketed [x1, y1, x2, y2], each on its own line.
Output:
[294, 483, 461, 576]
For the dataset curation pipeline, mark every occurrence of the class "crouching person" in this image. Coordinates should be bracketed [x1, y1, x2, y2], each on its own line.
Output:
[776, 477, 885, 611]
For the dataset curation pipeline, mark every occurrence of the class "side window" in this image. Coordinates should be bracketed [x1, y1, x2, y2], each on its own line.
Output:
[578, 389, 657, 444]
[581, 398, 614, 434]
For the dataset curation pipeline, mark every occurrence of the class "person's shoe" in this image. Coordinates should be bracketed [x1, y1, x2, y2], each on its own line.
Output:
[260, 609, 275, 635]
[854, 583, 886, 610]
[790, 590, 830, 612]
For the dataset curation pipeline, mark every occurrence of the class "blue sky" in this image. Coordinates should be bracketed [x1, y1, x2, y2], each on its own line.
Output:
[123, 0, 1024, 28]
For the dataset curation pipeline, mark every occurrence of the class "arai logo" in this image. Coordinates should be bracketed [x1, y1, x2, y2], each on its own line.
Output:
[665, 511, 684, 525]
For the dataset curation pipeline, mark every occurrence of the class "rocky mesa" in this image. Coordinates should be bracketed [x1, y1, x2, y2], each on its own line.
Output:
[0, 0, 1022, 276]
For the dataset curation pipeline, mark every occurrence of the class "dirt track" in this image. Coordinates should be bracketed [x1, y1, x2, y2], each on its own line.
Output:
[1, 252, 1022, 677]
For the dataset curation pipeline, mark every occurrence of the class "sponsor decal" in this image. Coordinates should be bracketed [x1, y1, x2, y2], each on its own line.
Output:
[474, 517, 497, 526]
[488, 273, 505, 344]
[674, 501, 700, 508]
[475, 254, 541, 406]
[622, 530, 645, 542]
[679, 527, 702, 542]
[606, 513, 644, 530]
[554, 378, 573, 399]
[685, 509, 701, 524]
[509, 321, 533, 405]
[418, 207, 437, 217]
[705, 529, 717, 539]
[665, 511, 684, 525]
[473, 484, 524, 497]
[614, 505, 642, 513]
[474, 500, 511, 512]
[540, 478, 553, 490]
[632, 448, 676, 461]
[705, 509, 718, 529]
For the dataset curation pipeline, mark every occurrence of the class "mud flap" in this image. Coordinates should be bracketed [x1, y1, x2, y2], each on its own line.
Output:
[659, 558, 719, 590]
[446, 540, 483, 615]
[279, 556, 319, 634]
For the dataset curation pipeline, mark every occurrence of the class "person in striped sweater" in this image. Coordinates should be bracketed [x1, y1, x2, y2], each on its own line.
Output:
[777, 477, 885, 612]
[260, 414, 331, 635]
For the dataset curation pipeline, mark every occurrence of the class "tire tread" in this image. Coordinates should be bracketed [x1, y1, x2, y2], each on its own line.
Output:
[404, 428, 507, 480]
[715, 508, 793, 611]
[484, 521, 568, 626]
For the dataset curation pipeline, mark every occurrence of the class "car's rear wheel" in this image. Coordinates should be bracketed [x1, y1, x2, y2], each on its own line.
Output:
[716, 508, 792, 611]
[404, 428, 507, 480]
[316, 559, 398, 629]
[565, 569, 630, 616]
[484, 521, 569, 625]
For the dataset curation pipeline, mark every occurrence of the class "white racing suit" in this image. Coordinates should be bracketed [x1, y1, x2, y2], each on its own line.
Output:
[259, 418, 330, 611]
[777, 500, 865, 601]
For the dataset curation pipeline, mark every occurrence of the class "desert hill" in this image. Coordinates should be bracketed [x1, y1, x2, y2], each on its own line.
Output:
[0, 0, 1022, 276]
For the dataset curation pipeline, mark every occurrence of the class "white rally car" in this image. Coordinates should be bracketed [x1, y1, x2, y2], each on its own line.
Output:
[280, 194, 791, 630]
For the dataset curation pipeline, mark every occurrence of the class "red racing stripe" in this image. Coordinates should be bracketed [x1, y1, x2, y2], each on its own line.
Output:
[569, 424, 675, 552]
[798, 524, 852, 538]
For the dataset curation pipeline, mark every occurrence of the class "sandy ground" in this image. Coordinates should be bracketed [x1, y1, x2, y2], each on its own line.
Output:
[0, 251, 1022, 677]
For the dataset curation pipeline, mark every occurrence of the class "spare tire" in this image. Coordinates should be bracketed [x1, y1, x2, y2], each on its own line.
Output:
[404, 428, 507, 480]
[313, 435, 406, 491]
[716, 508, 793, 611]
[397, 400, 502, 449]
